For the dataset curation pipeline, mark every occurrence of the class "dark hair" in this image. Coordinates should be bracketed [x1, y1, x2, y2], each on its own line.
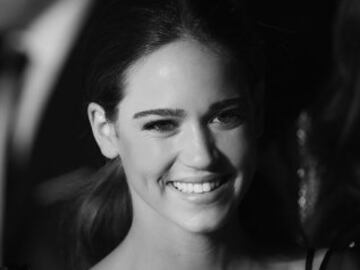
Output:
[71, 0, 264, 267]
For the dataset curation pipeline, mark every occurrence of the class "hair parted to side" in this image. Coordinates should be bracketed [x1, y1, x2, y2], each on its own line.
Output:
[71, 0, 265, 268]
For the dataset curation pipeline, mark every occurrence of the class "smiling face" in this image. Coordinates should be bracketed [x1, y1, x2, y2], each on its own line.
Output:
[91, 39, 258, 234]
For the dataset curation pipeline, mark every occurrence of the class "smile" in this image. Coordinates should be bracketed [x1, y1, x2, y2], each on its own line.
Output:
[171, 180, 222, 194]
[166, 173, 235, 204]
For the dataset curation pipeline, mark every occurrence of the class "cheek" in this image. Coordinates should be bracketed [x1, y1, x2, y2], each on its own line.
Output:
[216, 126, 255, 169]
[216, 127, 256, 203]
[118, 134, 176, 185]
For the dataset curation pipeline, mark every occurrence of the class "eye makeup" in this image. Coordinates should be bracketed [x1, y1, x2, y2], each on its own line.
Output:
[135, 97, 250, 135]
[142, 119, 180, 133]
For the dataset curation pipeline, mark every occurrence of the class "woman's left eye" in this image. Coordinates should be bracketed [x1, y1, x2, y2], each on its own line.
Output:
[210, 109, 246, 128]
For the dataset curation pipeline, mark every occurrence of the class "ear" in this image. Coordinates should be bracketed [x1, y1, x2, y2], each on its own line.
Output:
[253, 79, 265, 138]
[87, 102, 119, 159]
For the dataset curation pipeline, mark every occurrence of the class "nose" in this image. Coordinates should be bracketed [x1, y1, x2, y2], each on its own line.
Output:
[178, 124, 216, 169]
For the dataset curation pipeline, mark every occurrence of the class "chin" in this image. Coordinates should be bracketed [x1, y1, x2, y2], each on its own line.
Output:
[176, 205, 236, 234]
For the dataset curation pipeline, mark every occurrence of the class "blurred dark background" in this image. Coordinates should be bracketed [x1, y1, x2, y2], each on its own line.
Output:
[250, 0, 337, 139]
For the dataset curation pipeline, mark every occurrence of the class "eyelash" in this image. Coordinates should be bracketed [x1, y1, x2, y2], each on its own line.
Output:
[142, 109, 246, 134]
[142, 119, 179, 133]
[210, 108, 246, 129]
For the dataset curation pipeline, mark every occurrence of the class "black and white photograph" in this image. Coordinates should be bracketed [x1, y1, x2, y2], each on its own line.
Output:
[0, 0, 359, 269]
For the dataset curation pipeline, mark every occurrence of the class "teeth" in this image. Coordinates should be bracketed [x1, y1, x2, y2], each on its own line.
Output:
[172, 180, 222, 194]
[194, 183, 202, 193]
[187, 183, 193, 193]
[202, 183, 211, 192]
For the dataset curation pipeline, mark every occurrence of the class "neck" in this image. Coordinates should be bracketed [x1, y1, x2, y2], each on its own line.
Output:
[113, 206, 247, 270]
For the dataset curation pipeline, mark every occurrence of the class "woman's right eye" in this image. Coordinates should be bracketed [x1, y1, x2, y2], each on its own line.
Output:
[142, 119, 179, 133]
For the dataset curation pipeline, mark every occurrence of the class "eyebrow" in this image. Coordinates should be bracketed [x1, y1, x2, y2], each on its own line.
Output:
[209, 97, 248, 112]
[132, 97, 247, 119]
[133, 108, 186, 119]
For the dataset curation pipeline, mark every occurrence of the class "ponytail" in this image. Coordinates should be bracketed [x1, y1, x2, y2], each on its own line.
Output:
[69, 158, 132, 269]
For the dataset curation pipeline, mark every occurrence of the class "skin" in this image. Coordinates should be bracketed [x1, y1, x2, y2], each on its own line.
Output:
[89, 39, 260, 269]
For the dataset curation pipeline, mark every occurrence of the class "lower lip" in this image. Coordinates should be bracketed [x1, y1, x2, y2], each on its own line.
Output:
[167, 177, 234, 204]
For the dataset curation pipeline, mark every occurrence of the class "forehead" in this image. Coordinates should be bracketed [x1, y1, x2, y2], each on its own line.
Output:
[126, 39, 240, 87]
[119, 39, 248, 113]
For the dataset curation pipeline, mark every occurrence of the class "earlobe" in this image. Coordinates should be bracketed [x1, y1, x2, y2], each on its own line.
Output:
[87, 102, 119, 159]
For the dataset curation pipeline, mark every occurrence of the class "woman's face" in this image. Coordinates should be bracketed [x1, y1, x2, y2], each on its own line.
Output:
[110, 40, 258, 233]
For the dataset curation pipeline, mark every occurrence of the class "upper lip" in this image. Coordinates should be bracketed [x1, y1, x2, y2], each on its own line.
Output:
[168, 173, 232, 184]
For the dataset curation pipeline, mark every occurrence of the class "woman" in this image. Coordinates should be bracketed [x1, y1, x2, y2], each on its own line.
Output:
[72, 0, 265, 268]
[69, 0, 320, 269]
